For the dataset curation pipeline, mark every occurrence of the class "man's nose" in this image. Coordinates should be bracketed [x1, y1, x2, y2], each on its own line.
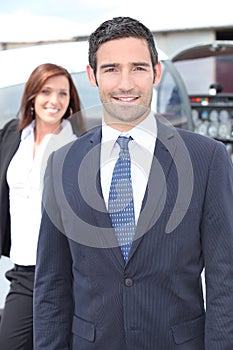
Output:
[118, 70, 134, 91]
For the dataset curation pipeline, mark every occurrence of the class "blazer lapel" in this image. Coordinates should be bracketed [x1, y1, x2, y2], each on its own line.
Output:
[127, 118, 178, 263]
[0, 122, 21, 188]
[80, 129, 124, 266]
[0, 121, 20, 255]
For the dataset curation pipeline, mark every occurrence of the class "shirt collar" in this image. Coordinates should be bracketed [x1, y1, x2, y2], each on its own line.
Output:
[130, 112, 157, 151]
[101, 112, 157, 153]
[21, 120, 35, 140]
[21, 119, 69, 141]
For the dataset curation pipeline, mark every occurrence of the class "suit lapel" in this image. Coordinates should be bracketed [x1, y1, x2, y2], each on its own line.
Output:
[127, 119, 178, 264]
[80, 129, 124, 266]
[0, 122, 21, 188]
[1, 126, 21, 175]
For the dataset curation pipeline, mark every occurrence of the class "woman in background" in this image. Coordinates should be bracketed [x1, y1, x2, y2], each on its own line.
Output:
[0, 63, 86, 350]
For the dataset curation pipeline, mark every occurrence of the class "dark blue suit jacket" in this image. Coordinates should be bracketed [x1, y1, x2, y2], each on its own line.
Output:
[34, 117, 233, 349]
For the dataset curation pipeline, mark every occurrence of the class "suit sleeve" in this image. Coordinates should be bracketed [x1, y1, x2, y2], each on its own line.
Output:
[33, 152, 73, 350]
[202, 141, 233, 348]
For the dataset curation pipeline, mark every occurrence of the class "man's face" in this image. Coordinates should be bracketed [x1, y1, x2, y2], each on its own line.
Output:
[87, 37, 162, 130]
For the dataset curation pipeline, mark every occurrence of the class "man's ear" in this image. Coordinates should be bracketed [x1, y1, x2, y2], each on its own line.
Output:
[153, 61, 162, 87]
[86, 65, 97, 87]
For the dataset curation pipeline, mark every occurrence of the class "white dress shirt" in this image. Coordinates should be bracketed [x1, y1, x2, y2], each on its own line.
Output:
[100, 113, 157, 224]
[7, 119, 76, 265]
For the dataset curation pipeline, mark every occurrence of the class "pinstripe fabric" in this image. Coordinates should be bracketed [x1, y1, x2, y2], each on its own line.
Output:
[34, 123, 233, 349]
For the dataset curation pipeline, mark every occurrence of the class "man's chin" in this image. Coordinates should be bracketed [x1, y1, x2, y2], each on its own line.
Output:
[103, 103, 149, 125]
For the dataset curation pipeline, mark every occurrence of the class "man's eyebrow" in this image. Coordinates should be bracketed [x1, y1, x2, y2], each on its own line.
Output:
[100, 63, 119, 69]
[99, 62, 151, 69]
[131, 62, 151, 67]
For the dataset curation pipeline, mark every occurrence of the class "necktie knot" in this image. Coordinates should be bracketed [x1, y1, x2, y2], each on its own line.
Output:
[117, 136, 131, 158]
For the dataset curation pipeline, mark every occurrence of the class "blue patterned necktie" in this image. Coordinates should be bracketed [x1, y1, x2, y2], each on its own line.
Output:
[108, 136, 135, 261]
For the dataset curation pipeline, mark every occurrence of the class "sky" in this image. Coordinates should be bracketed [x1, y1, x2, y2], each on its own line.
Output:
[0, 0, 233, 42]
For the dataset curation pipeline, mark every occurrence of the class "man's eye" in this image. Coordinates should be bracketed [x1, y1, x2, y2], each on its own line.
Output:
[135, 66, 146, 71]
[105, 67, 116, 73]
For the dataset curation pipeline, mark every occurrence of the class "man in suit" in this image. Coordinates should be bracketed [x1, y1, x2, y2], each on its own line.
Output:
[33, 17, 233, 349]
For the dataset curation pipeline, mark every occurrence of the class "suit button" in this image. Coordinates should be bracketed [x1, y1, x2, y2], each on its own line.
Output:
[125, 278, 133, 287]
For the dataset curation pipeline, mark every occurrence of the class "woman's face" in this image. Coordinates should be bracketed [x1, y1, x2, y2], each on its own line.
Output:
[34, 75, 70, 130]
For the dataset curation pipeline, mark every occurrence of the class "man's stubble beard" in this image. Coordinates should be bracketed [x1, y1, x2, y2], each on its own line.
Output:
[102, 102, 151, 125]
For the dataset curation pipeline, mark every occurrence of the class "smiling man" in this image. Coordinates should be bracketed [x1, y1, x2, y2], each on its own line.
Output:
[34, 17, 233, 350]
[87, 36, 161, 129]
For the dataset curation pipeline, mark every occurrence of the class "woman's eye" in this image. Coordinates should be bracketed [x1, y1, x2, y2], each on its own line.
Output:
[41, 89, 50, 95]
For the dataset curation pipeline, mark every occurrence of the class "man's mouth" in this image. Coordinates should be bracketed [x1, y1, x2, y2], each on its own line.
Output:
[114, 96, 138, 102]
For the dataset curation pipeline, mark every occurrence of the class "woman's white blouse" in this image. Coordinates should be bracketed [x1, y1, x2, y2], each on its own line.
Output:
[7, 120, 76, 266]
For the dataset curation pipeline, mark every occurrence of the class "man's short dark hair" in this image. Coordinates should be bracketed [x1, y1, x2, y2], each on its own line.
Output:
[88, 16, 158, 75]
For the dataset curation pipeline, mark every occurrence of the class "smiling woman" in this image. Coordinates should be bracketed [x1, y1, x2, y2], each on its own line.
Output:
[0, 63, 86, 350]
